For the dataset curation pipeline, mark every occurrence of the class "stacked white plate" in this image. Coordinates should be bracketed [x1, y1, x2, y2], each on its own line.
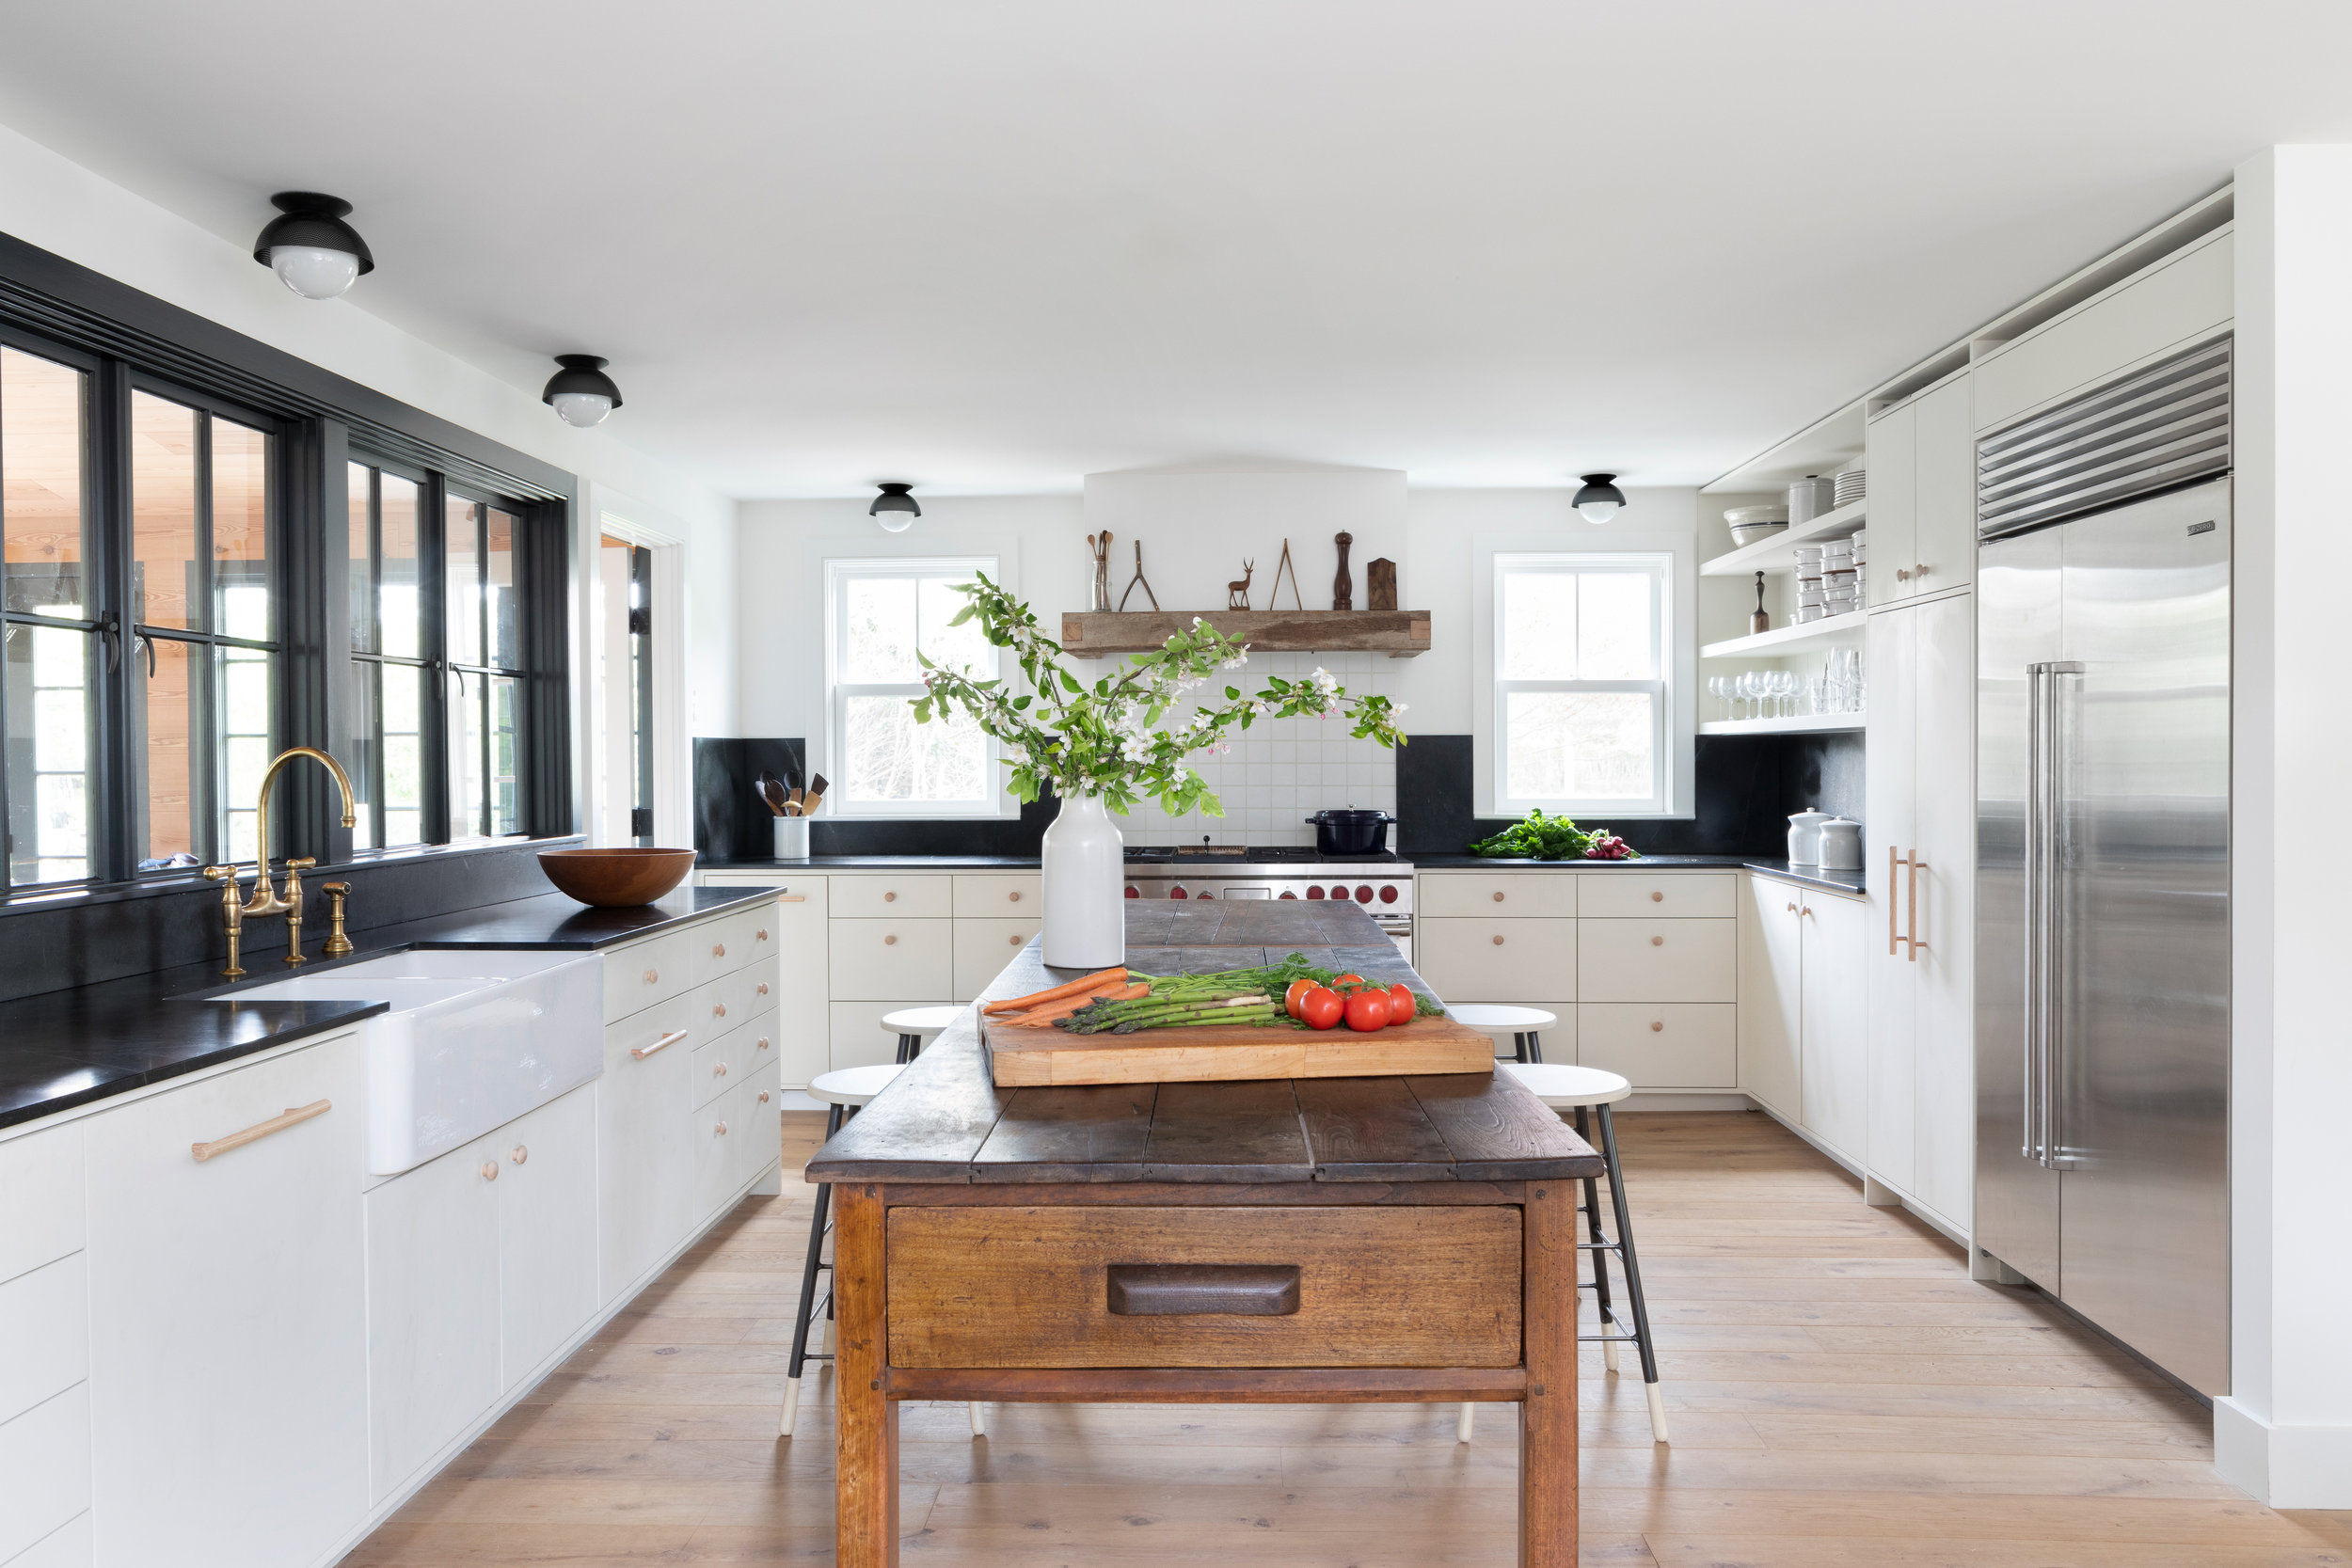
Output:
[1833, 467, 1867, 510]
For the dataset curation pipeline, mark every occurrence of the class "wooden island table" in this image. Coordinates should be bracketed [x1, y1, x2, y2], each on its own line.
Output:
[806, 898, 1605, 1567]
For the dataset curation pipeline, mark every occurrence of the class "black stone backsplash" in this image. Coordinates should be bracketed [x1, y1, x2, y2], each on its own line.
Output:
[1396, 731, 1866, 859]
[0, 836, 580, 1006]
[696, 736, 1062, 859]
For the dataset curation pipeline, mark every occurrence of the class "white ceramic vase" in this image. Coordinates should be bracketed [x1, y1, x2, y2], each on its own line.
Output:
[1040, 790, 1126, 969]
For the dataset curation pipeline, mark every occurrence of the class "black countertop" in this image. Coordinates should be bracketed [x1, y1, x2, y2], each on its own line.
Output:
[808, 899, 1604, 1185]
[707, 851, 1870, 894]
[703, 855, 1043, 870]
[0, 885, 781, 1134]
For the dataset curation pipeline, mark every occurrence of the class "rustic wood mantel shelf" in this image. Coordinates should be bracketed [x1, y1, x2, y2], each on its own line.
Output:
[1060, 609, 1431, 657]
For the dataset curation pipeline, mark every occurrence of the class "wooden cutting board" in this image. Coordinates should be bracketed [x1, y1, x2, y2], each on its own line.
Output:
[983, 1011, 1497, 1087]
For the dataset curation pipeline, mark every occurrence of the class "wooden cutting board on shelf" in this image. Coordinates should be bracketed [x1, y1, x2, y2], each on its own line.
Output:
[982, 1011, 1496, 1087]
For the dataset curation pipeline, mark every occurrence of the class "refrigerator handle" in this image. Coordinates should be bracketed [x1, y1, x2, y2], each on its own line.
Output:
[2024, 662, 2046, 1164]
[2044, 662, 2086, 1171]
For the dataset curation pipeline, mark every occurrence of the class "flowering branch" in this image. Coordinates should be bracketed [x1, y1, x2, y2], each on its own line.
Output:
[911, 573, 1406, 817]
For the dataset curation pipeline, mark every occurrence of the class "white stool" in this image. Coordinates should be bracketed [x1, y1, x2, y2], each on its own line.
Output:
[1448, 1004, 1559, 1064]
[881, 1005, 963, 1064]
[780, 1066, 986, 1439]
[1465, 1062, 1667, 1444]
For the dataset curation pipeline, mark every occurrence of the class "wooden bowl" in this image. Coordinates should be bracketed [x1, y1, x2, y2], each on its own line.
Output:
[537, 847, 696, 907]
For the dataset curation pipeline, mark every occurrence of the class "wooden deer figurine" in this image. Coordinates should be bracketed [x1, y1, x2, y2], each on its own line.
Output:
[1227, 561, 1254, 610]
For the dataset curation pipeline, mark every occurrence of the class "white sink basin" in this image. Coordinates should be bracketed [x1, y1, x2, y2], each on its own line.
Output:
[229, 949, 603, 1176]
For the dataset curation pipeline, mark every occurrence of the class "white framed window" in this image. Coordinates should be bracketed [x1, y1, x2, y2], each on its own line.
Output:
[1486, 551, 1674, 816]
[822, 556, 1008, 817]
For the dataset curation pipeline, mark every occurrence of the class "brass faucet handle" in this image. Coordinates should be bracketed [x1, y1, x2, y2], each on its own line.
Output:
[203, 866, 247, 979]
[203, 864, 241, 884]
[286, 857, 318, 871]
[321, 882, 355, 958]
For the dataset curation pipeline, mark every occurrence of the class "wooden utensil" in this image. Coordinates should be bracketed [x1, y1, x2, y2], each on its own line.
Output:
[755, 776, 783, 816]
[761, 774, 789, 816]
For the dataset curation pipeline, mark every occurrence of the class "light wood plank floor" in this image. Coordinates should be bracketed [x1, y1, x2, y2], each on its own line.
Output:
[342, 1110, 2351, 1566]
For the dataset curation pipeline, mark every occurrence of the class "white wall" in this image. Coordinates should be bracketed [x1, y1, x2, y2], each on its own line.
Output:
[2215, 145, 2352, 1510]
[0, 118, 741, 798]
[737, 480, 1707, 840]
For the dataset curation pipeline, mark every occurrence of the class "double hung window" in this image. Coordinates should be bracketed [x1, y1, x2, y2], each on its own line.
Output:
[824, 558, 1002, 816]
[1490, 553, 1672, 816]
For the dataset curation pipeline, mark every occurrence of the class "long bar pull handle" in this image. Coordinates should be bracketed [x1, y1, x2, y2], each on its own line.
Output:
[631, 1029, 690, 1060]
[192, 1099, 331, 1163]
[1888, 846, 1902, 957]
[1908, 854, 1928, 961]
[2023, 663, 2045, 1164]
[2043, 662, 2085, 1170]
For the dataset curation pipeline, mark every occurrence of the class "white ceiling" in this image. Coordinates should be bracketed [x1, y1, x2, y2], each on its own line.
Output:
[1, 1, 2346, 497]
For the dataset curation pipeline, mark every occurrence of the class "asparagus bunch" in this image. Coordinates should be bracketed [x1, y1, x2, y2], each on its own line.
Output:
[1056, 955, 1333, 1034]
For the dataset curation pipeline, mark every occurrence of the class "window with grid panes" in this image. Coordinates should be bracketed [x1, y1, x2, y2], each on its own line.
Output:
[1490, 552, 1672, 816]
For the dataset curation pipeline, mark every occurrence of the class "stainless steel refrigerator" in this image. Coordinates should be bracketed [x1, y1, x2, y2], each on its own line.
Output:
[1974, 341, 2231, 1396]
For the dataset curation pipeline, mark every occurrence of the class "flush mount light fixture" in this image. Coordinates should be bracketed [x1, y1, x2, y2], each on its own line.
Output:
[252, 191, 374, 300]
[869, 483, 921, 533]
[1571, 472, 1629, 525]
[541, 356, 624, 428]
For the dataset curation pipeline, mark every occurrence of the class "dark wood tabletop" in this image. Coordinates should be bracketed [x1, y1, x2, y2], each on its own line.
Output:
[806, 899, 1604, 1185]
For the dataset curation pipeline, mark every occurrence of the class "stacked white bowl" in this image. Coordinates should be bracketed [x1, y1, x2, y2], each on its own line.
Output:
[1821, 536, 1859, 617]
[1793, 546, 1826, 623]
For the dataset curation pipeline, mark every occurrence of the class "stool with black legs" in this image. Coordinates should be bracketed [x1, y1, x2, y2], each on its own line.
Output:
[880, 1005, 961, 1064]
[778, 1060, 988, 1439]
[1447, 1003, 1559, 1064]
[1454, 1061, 1669, 1446]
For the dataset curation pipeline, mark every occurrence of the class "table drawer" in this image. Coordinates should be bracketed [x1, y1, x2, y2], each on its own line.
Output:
[1418, 873, 1576, 918]
[604, 929, 694, 1021]
[829, 917, 952, 998]
[954, 916, 1041, 1000]
[830, 876, 953, 919]
[1578, 1003, 1739, 1087]
[1578, 871, 1737, 919]
[1413, 916, 1576, 1003]
[887, 1205, 1521, 1369]
[1577, 918, 1737, 1002]
[953, 873, 1041, 917]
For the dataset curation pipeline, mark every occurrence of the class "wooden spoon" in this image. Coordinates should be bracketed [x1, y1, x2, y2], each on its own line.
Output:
[762, 774, 790, 816]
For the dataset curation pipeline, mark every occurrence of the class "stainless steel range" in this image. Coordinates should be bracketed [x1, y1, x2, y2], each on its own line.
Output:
[1120, 847, 1415, 959]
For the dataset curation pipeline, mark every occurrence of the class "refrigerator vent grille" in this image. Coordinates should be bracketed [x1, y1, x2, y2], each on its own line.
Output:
[1977, 337, 2231, 539]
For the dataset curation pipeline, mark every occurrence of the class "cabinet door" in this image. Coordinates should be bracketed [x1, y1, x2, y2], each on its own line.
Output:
[1578, 1004, 1738, 1088]
[1413, 916, 1576, 1002]
[734, 1062, 785, 1194]
[829, 875, 952, 918]
[1911, 590, 1978, 1227]
[598, 993, 697, 1302]
[499, 1085, 600, 1389]
[955, 916, 1042, 1000]
[1865, 609, 1918, 1193]
[0, 1384, 89, 1563]
[1800, 895, 1871, 1164]
[1418, 873, 1578, 918]
[1864, 403, 1917, 605]
[1739, 878, 1804, 1117]
[1577, 919, 1736, 1002]
[0, 1121, 83, 1286]
[1911, 375, 1975, 594]
[83, 1038, 369, 1568]
[363, 1134, 501, 1501]
[767, 887, 829, 1087]
[952, 873, 1041, 917]
[827, 917, 953, 998]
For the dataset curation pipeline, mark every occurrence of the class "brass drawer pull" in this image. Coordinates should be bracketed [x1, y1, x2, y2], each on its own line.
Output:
[191, 1099, 330, 1163]
[632, 1029, 688, 1060]
[712, 942, 726, 958]
[884, 934, 898, 945]
[1492, 891, 1505, 902]
[1651, 936, 1664, 946]
[1491, 935, 1504, 946]
[883, 890, 898, 902]
[1651, 891, 1664, 902]
[1106, 1263, 1300, 1317]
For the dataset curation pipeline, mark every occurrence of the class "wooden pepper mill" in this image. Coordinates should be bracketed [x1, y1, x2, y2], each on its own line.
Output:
[1751, 570, 1770, 635]
[1332, 531, 1354, 610]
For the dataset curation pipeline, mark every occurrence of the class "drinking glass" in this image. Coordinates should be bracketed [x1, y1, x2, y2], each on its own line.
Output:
[1772, 670, 1799, 717]
[1707, 674, 1731, 721]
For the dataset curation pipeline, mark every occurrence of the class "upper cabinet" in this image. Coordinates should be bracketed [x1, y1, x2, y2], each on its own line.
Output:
[1864, 372, 1974, 606]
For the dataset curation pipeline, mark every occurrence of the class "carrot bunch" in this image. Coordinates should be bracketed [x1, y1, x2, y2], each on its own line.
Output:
[982, 968, 1149, 1027]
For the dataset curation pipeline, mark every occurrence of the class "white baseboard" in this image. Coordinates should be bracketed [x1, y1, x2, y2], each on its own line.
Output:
[1617, 1092, 1751, 1113]
[2215, 1395, 2352, 1508]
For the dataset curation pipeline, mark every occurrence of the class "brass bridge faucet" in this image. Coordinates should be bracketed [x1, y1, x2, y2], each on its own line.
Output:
[204, 747, 358, 976]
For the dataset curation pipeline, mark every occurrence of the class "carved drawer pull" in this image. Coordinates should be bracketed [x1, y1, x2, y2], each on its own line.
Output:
[1108, 1263, 1300, 1317]
[190, 1099, 331, 1163]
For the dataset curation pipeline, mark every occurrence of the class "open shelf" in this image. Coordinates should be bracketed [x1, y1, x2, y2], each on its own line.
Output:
[1059, 609, 1430, 658]
[1701, 610, 1868, 660]
[1699, 499, 1867, 578]
[1699, 713, 1867, 737]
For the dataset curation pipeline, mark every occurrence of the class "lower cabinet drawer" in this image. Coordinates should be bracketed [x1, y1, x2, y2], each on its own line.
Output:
[606, 929, 694, 1020]
[829, 917, 953, 998]
[0, 1385, 90, 1564]
[0, 1254, 86, 1427]
[1578, 1003, 1739, 1087]
[887, 1206, 1522, 1369]
[954, 916, 1041, 1000]
[1413, 917, 1576, 1002]
[9, 1511, 90, 1568]
[1576, 918, 1737, 1002]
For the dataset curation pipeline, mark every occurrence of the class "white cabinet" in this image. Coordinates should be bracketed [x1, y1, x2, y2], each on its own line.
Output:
[955, 916, 1042, 1000]
[1740, 878, 1868, 1163]
[0, 1121, 84, 1287]
[0, 1384, 90, 1564]
[364, 1126, 501, 1502]
[1865, 592, 1977, 1230]
[1865, 372, 1973, 604]
[82, 1036, 369, 1568]
[497, 1086, 600, 1389]
[1414, 916, 1575, 1002]
[1577, 1004, 1735, 1087]
[828, 915, 952, 999]
[1577, 919, 1737, 1003]
[597, 990, 696, 1302]
[952, 873, 1041, 916]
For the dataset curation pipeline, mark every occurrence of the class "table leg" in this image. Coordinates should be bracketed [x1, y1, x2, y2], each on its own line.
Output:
[834, 1181, 898, 1567]
[1519, 1179, 1577, 1568]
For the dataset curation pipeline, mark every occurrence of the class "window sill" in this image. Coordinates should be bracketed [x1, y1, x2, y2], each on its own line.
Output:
[0, 833, 581, 917]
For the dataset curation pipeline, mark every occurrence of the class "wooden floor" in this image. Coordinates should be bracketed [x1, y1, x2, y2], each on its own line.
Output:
[342, 1110, 2351, 1567]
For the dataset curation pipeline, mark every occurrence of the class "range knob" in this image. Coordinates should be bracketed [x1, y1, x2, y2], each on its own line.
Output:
[1378, 884, 1400, 904]
[1170, 885, 1189, 899]
[1354, 885, 1375, 903]
[1306, 885, 1326, 900]
[1124, 885, 1140, 898]
[1278, 890, 1297, 899]
[1196, 890, 1215, 899]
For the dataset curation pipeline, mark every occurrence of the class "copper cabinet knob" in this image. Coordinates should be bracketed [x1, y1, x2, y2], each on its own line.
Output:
[481, 1162, 500, 1181]
[1651, 891, 1664, 902]
[757, 1091, 771, 1104]
[714, 1002, 727, 1018]
[712, 942, 726, 958]
[714, 1121, 729, 1136]
[883, 891, 898, 902]
[714, 1062, 728, 1077]
[1650, 1022, 1664, 1033]
[1492, 935, 1504, 946]
[884, 934, 898, 945]
[1492, 891, 1505, 903]
[1651, 936, 1664, 946]
[511, 1145, 528, 1164]
[757, 982, 770, 996]
[644, 968, 659, 984]
[1009, 891, 1022, 902]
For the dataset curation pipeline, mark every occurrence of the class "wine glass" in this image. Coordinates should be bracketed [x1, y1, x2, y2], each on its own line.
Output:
[1737, 672, 1765, 721]
[1707, 675, 1731, 721]
[1772, 670, 1799, 718]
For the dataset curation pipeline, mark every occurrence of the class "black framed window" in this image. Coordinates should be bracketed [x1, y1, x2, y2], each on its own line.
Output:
[444, 492, 528, 840]
[345, 459, 428, 848]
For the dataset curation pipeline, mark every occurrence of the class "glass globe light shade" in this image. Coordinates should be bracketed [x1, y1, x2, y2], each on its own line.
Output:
[1576, 497, 1624, 525]
[549, 390, 615, 428]
[268, 245, 361, 300]
[876, 509, 914, 533]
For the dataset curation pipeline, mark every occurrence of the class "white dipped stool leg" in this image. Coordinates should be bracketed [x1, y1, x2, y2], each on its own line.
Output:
[1456, 1402, 1474, 1442]
[1646, 1382, 1672, 1444]
[778, 1375, 802, 1437]
[969, 1402, 987, 1436]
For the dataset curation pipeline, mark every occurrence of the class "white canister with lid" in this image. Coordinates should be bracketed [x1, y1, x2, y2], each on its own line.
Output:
[1817, 817, 1864, 871]
[1787, 809, 1833, 865]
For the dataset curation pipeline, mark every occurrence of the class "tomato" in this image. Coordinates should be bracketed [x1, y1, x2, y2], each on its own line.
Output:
[1331, 973, 1367, 992]
[1298, 986, 1344, 1031]
[1387, 983, 1417, 1025]
[1284, 977, 1317, 1020]
[1343, 990, 1390, 1032]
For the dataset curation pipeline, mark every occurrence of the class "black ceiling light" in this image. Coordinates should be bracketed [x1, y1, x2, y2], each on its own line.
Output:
[252, 191, 373, 300]
[869, 483, 920, 533]
[541, 356, 624, 428]
[1571, 472, 1629, 525]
